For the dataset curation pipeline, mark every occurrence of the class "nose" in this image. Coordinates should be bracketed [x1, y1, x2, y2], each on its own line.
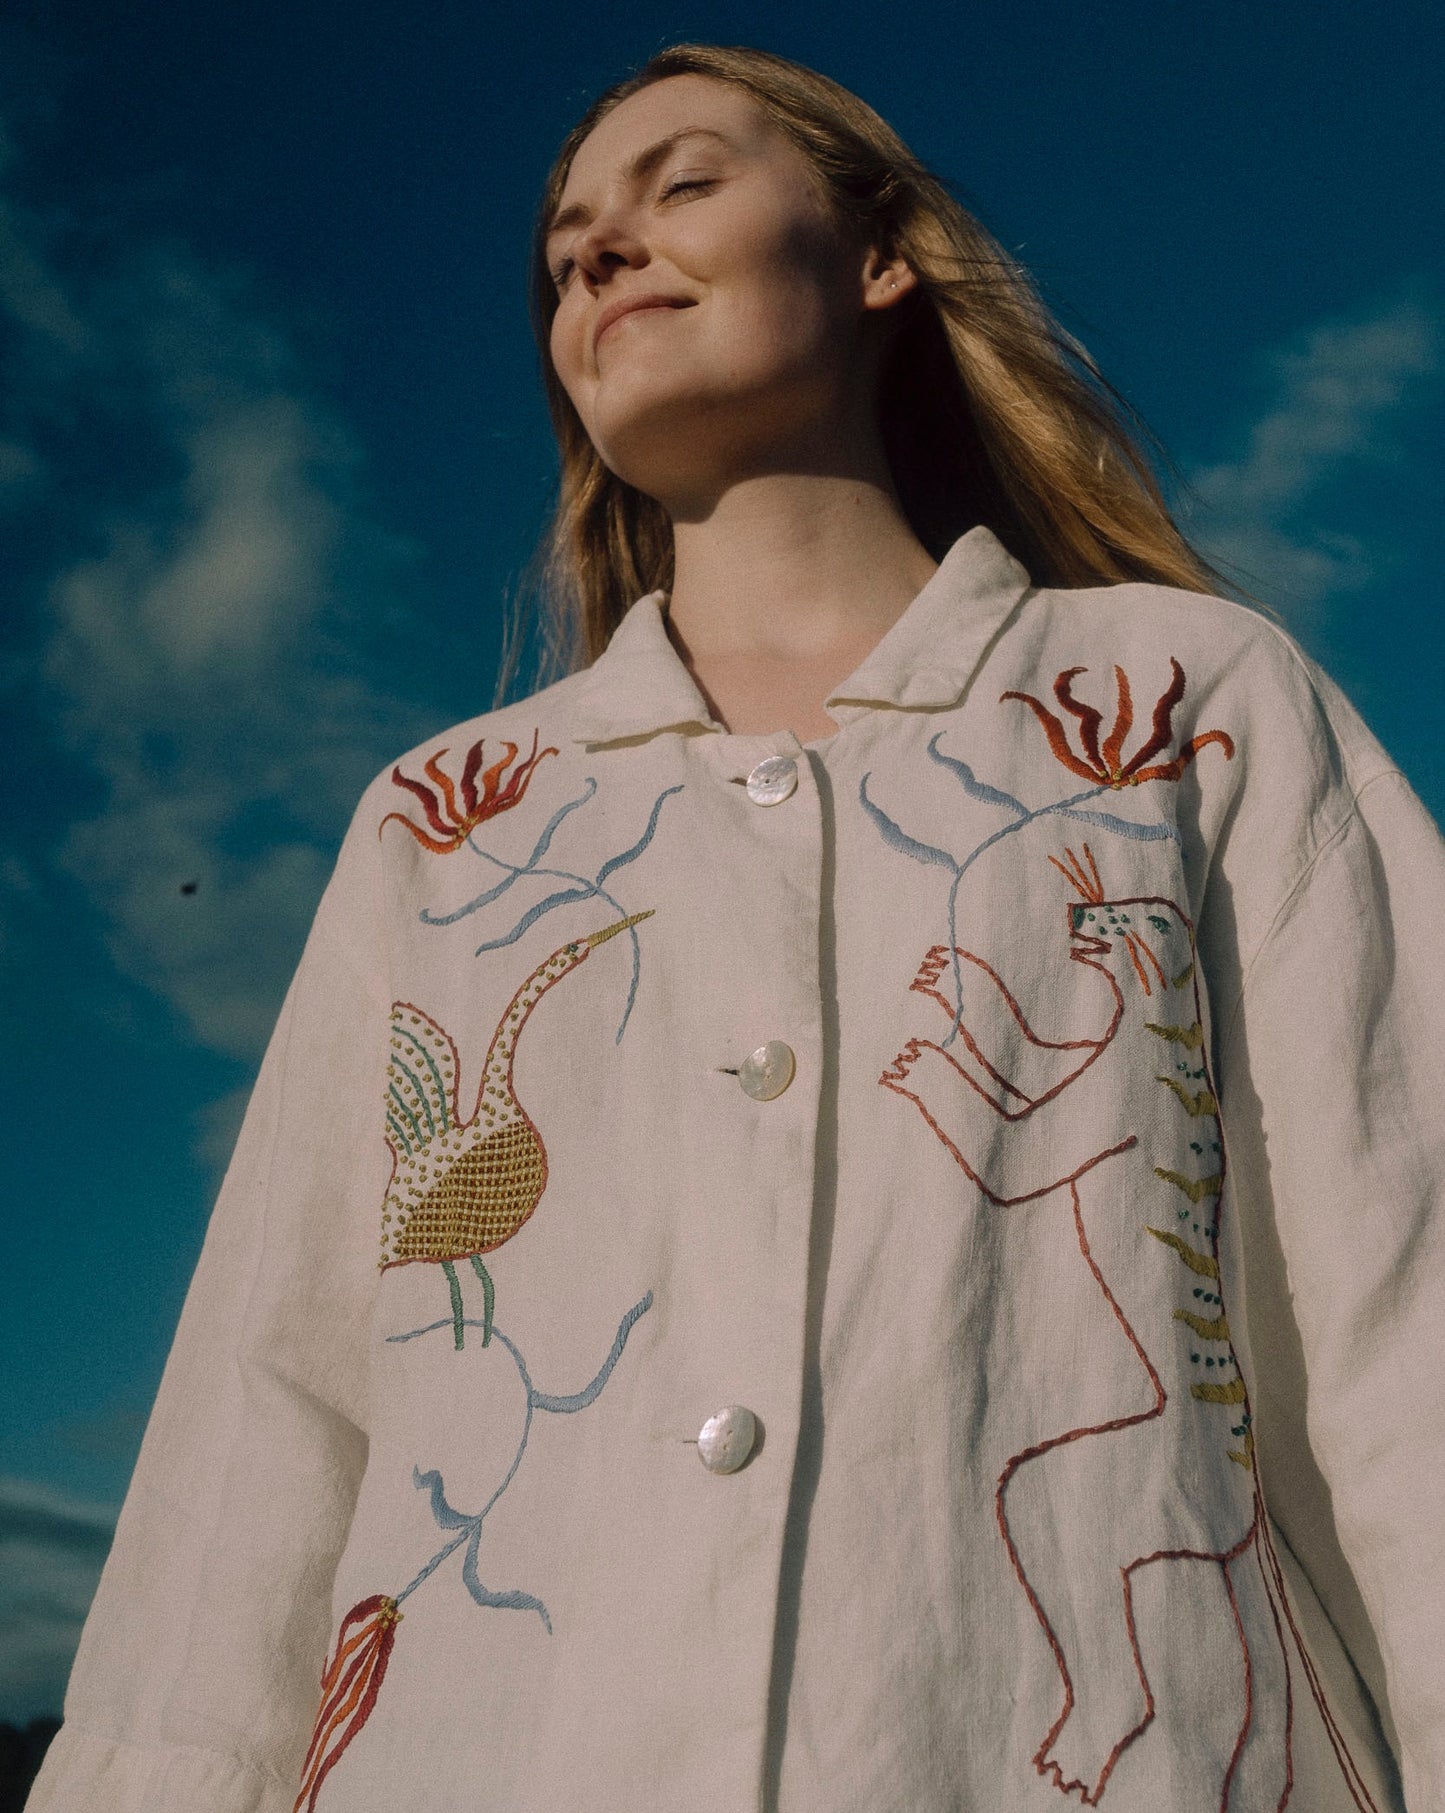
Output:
[569, 207, 649, 286]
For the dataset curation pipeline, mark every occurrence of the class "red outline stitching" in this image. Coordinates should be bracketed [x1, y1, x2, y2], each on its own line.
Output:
[881, 865, 1382, 1807]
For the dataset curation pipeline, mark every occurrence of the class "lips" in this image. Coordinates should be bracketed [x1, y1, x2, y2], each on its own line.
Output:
[594, 293, 691, 353]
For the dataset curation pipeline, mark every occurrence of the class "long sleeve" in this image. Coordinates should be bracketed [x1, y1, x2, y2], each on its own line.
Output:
[28, 796, 395, 1813]
[26, 531, 1438, 1811]
[1217, 765, 1445, 1808]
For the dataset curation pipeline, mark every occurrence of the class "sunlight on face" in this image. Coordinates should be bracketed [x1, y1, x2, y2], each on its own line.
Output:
[546, 75, 879, 511]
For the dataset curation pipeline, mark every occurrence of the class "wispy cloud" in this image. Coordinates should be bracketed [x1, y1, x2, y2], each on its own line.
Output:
[1, 119, 437, 1066]
[1181, 297, 1439, 613]
[0, 1477, 117, 1722]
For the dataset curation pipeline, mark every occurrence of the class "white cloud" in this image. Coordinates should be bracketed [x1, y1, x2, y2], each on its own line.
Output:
[1, 116, 434, 1067]
[1182, 298, 1439, 611]
[0, 1477, 117, 1722]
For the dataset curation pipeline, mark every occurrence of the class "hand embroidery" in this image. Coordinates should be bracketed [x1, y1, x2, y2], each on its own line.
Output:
[880, 847, 1378, 1810]
[380, 729, 558, 853]
[292, 1294, 654, 1812]
[381, 914, 653, 1347]
[1001, 658, 1235, 789]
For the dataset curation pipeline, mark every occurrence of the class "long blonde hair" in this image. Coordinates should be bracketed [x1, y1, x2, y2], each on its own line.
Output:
[510, 42, 1225, 686]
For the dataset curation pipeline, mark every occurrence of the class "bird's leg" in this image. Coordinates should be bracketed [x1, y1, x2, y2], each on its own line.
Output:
[441, 1259, 465, 1351]
[469, 1256, 495, 1346]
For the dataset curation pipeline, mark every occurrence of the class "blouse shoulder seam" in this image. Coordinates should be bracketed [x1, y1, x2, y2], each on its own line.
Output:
[1218, 768, 1404, 1049]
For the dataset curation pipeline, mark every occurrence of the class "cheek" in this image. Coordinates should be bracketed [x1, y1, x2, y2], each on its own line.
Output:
[716, 220, 850, 353]
[548, 305, 588, 400]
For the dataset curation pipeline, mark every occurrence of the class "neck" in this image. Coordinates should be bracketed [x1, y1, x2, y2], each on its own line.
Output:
[660, 474, 938, 739]
[665, 471, 936, 660]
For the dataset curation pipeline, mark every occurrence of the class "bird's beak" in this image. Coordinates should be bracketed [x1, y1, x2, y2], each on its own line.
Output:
[585, 908, 655, 948]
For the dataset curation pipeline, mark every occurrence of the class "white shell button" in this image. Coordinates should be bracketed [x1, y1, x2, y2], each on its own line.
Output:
[737, 1040, 795, 1102]
[745, 755, 798, 806]
[697, 1405, 757, 1474]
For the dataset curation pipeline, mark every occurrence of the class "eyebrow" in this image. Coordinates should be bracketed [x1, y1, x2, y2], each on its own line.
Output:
[545, 127, 740, 243]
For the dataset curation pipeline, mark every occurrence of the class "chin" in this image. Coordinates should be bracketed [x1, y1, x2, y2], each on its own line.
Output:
[585, 391, 723, 488]
[588, 366, 812, 492]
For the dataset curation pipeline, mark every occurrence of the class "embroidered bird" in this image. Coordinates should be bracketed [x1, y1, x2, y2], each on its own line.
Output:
[380, 910, 652, 1347]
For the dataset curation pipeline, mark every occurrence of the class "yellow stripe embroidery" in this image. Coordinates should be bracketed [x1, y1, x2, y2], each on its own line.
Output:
[1192, 1377, 1247, 1405]
[1145, 1019, 1202, 1049]
[1154, 1166, 1223, 1203]
[1155, 1076, 1218, 1116]
[1145, 1226, 1220, 1278]
[1174, 1308, 1230, 1340]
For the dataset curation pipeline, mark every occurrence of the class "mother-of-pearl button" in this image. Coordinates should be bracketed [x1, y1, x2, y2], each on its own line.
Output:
[697, 1405, 757, 1474]
[745, 755, 798, 805]
[737, 1040, 795, 1102]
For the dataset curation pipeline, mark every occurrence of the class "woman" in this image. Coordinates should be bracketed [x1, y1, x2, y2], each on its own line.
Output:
[29, 42, 1442, 1813]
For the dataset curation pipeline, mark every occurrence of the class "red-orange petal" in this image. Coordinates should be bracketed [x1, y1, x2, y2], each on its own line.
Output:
[1001, 689, 1103, 783]
[388, 766, 452, 837]
[1053, 668, 1106, 770]
[1181, 728, 1236, 763]
[485, 731, 559, 820]
[1100, 667, 1135, 774]
[1120, 658, 1186, 778]
[423, 751, 462, 827]
[459, 737, 487, 816]
[294, 1596, 401, 1813]
[377, 811, 465, 855]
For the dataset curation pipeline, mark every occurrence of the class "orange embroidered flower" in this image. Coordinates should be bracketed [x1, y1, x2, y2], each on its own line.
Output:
[1002, 659, 1234, 789]
[380, 729, 558, 853]
[293, 1595, 402, 1812]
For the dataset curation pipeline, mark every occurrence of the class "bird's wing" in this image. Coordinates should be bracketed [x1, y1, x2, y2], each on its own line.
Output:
[384, 1003, 460, 1160]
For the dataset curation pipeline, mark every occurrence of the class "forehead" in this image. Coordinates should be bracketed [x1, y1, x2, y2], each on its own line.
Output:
[557, 75, 787, 208]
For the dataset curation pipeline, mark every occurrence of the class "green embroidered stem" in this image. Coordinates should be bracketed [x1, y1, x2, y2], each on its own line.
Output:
[470, 1255, 495, 1346]
[442, 1259, 465, 1350]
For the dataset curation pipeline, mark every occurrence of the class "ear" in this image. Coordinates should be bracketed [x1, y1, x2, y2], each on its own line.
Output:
[860, 246, 919, 314]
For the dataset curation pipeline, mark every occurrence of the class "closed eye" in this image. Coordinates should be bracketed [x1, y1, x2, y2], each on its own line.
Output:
[662, 175, 715, 199]
[550, 175, 716, 290]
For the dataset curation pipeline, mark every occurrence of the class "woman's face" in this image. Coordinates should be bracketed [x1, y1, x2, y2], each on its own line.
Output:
[545, 74, 907, 513]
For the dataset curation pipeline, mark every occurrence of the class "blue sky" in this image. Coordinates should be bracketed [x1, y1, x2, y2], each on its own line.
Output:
[2, 0, 1442, 1723]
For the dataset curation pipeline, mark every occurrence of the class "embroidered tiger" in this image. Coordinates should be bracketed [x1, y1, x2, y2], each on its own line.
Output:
[880, 845, 1374, 1810]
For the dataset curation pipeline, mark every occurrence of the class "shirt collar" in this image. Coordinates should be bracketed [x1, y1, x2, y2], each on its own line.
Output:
[567, 524, 1033, 747]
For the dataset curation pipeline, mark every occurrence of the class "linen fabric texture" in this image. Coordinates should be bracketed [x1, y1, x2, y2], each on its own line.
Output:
[29, 528, 1445, 1812]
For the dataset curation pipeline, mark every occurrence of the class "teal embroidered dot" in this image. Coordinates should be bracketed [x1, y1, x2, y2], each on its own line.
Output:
[1191, 1353, 1200, 1363]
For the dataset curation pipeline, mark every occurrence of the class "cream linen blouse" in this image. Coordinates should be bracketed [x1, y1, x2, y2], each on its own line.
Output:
[28, 527, 1445, 1813]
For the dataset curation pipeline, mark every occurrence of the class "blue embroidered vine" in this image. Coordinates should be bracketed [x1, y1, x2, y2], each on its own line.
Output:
[861, 731, 1181, 1047]
[418, 779, 682, 1043]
